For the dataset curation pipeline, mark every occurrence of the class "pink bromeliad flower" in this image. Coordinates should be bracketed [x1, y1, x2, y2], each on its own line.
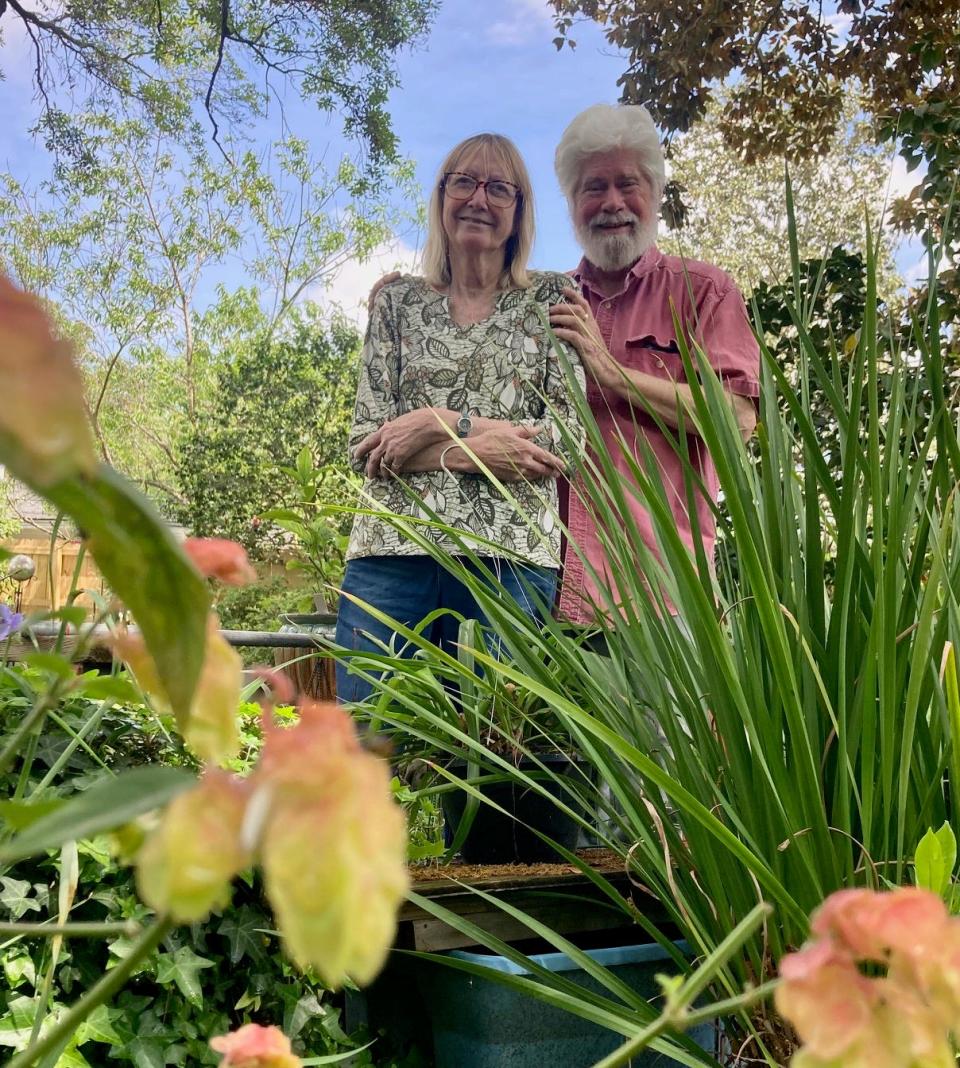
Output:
[210, 1023, 301, 1067]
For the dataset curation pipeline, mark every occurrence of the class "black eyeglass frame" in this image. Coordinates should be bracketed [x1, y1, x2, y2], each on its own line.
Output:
[440, 171, 522, 206]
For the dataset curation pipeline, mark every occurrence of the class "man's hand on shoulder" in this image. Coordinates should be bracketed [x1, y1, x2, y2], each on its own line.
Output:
[549, 287, 622, 390]
[367, 272, 403, 314]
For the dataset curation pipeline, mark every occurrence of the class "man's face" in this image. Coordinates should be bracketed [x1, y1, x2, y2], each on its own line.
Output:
[573, 149, 658, 272]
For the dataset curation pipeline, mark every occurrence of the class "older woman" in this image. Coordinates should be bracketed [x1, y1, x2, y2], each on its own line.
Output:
[335, 133, 585, 703]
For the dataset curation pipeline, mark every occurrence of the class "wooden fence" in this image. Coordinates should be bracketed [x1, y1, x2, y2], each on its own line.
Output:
[4, 534, 296, 616]
[5, 535, 108, 616]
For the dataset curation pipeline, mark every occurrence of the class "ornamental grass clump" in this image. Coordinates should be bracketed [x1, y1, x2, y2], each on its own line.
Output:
[331, 208, 960, 1063]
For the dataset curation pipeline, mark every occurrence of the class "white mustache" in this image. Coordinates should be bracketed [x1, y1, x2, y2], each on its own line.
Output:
[590, 212, 638, 230]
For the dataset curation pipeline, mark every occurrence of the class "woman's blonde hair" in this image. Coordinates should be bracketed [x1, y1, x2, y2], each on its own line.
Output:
[422, 133, 534, 291]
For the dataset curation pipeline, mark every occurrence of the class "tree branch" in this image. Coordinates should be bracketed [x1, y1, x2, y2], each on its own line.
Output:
[204, 0, 232, 162]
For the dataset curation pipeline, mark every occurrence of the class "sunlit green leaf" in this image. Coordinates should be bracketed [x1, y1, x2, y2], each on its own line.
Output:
[0, 767, 196, 863]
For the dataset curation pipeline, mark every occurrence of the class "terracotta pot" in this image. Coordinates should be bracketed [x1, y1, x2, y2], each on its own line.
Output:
[272, 613, 337, 701]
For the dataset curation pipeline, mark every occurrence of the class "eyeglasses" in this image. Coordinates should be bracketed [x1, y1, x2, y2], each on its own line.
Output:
[442, 172, 521, 207]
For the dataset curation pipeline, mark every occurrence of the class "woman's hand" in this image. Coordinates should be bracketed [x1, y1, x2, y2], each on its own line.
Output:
[455, 426, 566, 481]
[355, 409, 453, 478]
[549, 287, 623, 390]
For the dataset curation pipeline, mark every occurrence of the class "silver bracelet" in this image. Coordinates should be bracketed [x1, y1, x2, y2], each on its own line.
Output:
[439, 442, 464, 475]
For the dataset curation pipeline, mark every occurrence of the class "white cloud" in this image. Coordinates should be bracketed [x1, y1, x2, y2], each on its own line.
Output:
[487, 0, 554, 47]
[824, 12, 853, 36]
[311, 239, 422, 326]
[885, 152, 921, 200]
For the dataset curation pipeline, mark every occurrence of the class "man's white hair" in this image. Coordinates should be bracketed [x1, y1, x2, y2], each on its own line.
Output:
[554, 104, 666, 205]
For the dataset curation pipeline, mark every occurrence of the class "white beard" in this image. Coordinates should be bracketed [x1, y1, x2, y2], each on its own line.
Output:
[575, 211, 658, 273]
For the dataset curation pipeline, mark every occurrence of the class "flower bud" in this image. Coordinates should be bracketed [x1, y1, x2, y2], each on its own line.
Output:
[136, 770, 251, 922]
[183, 538, 257, 586]
[210, 1023, 301, 1067]
[114, 617, 242, 764]
[0, 275, 97, 487]
[257, 701, 409, 987]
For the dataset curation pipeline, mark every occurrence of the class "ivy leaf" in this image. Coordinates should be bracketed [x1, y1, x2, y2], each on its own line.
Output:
[75, 1004, 125, 1047]
[284, 990, 323, 1041]
[218, 906, 268, 964]
[127, 1037, 166, 1068]
[0, 876, 43, 918]
[0, 995, 66, 1046]
[3, 951, 37, 989]
[154, 947, 216, 1008]
[48, 1041, 92, 1068]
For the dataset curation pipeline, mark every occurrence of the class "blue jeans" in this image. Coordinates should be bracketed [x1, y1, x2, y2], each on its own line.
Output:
[334, 555, 558, 704]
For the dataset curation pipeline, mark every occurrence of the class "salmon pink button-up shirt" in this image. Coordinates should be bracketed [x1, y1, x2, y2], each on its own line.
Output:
[557, 247, 760, 624]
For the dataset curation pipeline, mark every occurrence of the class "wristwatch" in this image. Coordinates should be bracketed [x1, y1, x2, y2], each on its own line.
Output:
[456, 411, 473, 438]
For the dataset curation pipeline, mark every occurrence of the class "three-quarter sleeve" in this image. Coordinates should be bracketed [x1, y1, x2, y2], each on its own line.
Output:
[347, 289, 400, 474]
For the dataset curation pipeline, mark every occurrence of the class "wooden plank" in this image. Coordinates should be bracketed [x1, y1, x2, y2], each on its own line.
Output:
[407, 894, 631, 952]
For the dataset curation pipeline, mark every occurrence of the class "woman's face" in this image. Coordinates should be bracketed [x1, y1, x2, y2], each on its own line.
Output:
[441, 149, 520, 263]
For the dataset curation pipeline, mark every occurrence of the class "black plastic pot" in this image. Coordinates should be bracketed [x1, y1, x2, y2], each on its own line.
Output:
[441, 754, 585, 864]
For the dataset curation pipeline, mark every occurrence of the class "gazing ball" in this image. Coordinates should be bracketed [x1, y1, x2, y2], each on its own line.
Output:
[7, 555, 36, 582]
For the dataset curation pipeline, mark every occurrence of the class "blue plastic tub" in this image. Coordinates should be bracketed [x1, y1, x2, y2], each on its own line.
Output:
[419, 941, 716, 1067]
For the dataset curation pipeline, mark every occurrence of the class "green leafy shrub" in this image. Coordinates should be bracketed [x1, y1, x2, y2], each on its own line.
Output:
[0, 676, 371, 1066]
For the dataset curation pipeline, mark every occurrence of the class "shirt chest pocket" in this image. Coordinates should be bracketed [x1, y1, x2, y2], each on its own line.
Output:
[621, 332, 687, 383]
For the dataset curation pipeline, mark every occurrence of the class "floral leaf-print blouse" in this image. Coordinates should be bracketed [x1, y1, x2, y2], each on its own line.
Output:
[346, 272, 586, 569]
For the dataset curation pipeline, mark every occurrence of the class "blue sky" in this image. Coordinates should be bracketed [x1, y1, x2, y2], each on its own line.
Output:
[384, 0, 626, 269]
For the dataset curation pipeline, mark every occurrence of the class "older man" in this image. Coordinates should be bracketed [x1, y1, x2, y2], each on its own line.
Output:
[546, 104, 759, 623]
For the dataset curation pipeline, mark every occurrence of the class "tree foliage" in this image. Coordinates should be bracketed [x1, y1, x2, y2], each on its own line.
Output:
[549, 0, 959, 162]
[0, 0, 436, 172]
[174, 308, 360, 559]
[660, 94, 901, 296]
[550, 0, 959, 321]
[0, 115, 412, 505]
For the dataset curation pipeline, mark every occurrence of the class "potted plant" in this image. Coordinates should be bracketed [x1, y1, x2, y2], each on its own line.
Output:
[363, 616, 596, 864]
[261, 447, 355, 697]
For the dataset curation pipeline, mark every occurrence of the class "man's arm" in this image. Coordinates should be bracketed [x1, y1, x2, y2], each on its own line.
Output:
[549, 288, 757, 440]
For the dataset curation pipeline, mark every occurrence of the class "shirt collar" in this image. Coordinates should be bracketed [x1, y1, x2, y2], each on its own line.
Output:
[572, 245, 662, 297]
